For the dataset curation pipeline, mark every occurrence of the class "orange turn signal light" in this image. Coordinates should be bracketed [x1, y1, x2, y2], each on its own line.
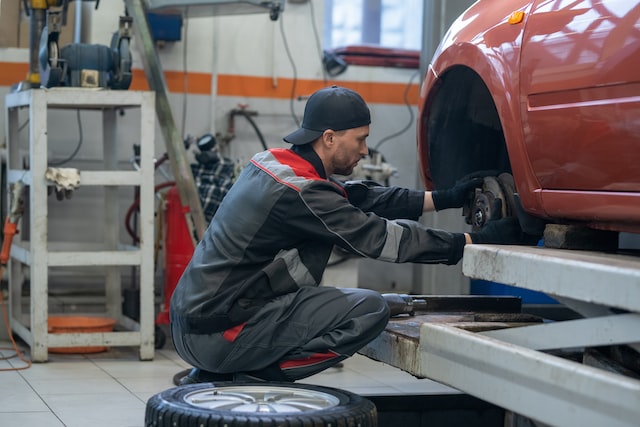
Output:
[508, 11, 525, 24]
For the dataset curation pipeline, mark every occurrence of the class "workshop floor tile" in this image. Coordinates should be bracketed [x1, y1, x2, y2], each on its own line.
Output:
[16, 359, 112, 381]
[0, 378, 50, 412]
[0, 339, 460, 427]
[116, 375, 176, 394]
[0, 412, 66, 426]
[40, 391, 146, 427]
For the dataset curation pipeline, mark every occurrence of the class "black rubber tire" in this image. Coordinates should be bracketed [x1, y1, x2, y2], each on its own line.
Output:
[145, 382, 377, 427]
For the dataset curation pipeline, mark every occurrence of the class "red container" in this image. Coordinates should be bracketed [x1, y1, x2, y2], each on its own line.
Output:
[157, 186, 194, 324]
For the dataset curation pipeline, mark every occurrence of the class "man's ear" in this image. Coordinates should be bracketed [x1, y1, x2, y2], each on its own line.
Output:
[322, 129, 334, 146]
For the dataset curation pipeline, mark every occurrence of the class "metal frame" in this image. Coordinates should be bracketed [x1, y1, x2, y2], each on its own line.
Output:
[4, 88, 156, 362]
[442, 245, 640, 426]
[462, 245, 640, 313]
[430, 245, 640, 427]
[420, 322, 640, 427]
[359, 244, 640, 426]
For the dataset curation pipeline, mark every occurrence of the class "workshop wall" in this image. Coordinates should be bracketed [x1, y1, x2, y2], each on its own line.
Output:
[0, 1, 471, 294]
[86, 1, 422, 183]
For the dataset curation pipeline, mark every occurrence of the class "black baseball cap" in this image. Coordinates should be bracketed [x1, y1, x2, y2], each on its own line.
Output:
[284, 85, 371, 145]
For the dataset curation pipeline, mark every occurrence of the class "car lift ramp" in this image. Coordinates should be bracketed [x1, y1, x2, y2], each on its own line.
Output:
[360, 245, 640, 427]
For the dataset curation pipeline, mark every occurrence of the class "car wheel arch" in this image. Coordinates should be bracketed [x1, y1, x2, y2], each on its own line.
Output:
[420, 64, 548, 227]
[420, 65, 513, 190]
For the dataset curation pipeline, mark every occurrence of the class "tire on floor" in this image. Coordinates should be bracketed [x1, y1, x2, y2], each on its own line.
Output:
[145, 381, 377, 427]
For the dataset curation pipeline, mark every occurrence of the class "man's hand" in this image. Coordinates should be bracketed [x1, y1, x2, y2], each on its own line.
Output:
[469, 200, 541, 245]
[431, 176, 484, 211]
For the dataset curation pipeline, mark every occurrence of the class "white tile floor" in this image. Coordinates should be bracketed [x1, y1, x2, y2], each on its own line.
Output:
[0, 257, 464, 426]
[0, 338, 459, 427]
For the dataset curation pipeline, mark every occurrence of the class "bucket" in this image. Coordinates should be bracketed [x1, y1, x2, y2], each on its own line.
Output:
[47, 316, 116, 354]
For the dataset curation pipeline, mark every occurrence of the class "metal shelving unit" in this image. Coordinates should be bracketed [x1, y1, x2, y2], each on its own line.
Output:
[4, 88, 156, 362]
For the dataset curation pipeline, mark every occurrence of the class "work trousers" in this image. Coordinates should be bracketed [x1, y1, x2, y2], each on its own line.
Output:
[171, 286, 390, 381]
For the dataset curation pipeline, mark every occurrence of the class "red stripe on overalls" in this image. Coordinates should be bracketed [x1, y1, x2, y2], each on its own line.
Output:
[265, 149, 348, 197]
[279, 350, 340, 370]
[222, 322, 246, 342]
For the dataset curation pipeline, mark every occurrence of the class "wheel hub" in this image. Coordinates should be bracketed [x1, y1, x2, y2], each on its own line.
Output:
[468, 173, 516, 231]
[184, 385, 341, 413]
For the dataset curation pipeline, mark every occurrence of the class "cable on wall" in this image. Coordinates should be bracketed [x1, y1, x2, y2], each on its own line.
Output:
[373, 69, 420, 151]
[13, 110, 82, 167]
[308, 0, 328, 85]
[50, 109, 84, 166]
[278, 14, 301, 128]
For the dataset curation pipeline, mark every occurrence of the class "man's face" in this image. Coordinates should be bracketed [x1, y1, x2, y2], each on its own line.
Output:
[329, 125, 370, 176]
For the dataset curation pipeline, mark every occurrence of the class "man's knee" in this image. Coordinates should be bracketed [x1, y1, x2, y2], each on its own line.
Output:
[345, 288, 390, 319]
[346, 289, 390, 346]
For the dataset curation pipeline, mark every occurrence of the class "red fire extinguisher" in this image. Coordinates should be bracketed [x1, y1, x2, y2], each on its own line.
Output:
[156, 186, 194, 325]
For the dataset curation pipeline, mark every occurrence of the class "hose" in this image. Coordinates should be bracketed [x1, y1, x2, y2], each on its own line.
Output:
[0, 181, 31, 370]
[125, 181, 176, 244]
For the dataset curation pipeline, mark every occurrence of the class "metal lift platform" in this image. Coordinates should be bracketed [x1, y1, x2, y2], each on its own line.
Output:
[359, 245, 640, 427]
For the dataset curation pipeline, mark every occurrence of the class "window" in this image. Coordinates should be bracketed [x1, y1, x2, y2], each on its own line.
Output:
[323, 0, 424, 50]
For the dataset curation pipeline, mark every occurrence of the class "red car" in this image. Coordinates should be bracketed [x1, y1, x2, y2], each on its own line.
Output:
[417, 0, 640, 235]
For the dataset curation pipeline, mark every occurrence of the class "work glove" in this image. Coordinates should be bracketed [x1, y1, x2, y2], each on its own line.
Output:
[469, 200, 541, 245]
[343, 180, 382, 204]
[431, 175, 484, 211]
[45, 167, 80, 201]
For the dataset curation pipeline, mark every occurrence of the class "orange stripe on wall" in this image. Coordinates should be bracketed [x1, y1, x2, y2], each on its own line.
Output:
[217, 74, 419, 105]
[0, 61, 418, 104]
[130, 69, 212, 95]
[0, 63, 212, 95]
[0, 63, 29, 87]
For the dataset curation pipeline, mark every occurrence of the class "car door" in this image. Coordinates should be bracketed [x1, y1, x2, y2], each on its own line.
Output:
[519, 0, 640, 192]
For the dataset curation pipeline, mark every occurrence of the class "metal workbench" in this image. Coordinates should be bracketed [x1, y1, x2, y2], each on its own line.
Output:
[360, 245, 640, 427]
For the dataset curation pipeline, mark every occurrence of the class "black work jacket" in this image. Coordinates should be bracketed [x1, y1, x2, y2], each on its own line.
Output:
[170, 147, 465, 334]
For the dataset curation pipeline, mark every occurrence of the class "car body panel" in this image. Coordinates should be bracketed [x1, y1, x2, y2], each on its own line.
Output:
[520, 0, 640, 192]
[418, 0, 640, 232]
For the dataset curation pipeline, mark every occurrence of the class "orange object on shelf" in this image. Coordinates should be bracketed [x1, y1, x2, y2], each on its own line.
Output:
[47, 316, 116, 354]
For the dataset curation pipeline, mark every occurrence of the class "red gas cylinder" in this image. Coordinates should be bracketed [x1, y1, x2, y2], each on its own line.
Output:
[156, 186, 194, 325]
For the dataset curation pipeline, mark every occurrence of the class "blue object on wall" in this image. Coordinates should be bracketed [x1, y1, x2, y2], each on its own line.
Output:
[470, 279, 558, 304]
[470, 238, 556, 304]
[147, 13, 183, 42]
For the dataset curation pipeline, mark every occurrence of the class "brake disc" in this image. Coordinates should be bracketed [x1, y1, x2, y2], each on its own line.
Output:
[469, 173, 517, 230]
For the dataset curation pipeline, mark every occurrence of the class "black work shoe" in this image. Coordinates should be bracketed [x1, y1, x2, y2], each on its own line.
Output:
[178, 368, 234, 385]
[232, 372, 269, 383]
[235, 364, 291, 382]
